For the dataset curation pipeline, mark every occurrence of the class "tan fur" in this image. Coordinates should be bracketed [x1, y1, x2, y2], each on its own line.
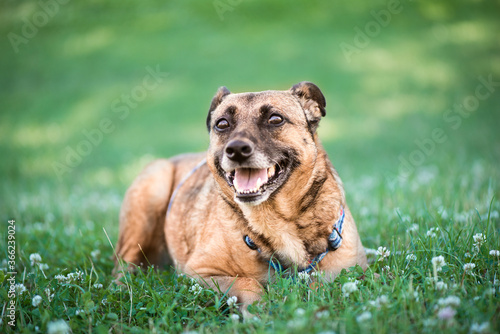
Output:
[114, 82, 368, 316]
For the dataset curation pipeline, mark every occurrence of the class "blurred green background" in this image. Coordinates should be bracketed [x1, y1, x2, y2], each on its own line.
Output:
[1, 0, 499, 205]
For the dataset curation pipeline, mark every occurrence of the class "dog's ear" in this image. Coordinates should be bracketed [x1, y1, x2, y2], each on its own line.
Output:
[290, 81, 326, 132]
[207, 86, 231, 132]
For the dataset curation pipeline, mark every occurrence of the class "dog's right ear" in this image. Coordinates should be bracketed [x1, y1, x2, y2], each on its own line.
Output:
[290, 81, 326, 133]
[207, 86, 231, 132]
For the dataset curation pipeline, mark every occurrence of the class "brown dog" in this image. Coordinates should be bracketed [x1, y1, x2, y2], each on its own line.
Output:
[114, 82, 367, 316]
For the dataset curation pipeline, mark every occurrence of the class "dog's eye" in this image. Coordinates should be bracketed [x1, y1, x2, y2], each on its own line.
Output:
[268, 114, 284, 126]
[215, 119, 230, 131]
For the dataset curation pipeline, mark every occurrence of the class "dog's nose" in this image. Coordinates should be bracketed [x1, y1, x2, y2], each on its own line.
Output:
[225, 140, 254, 163]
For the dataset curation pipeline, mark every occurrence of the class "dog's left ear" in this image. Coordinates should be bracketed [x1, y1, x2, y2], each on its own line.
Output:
[207, 86, 231, 132]
[290, 81, 326, 132]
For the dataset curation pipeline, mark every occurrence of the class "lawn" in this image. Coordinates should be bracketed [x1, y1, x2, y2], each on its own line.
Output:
[1, 0, 499, 333]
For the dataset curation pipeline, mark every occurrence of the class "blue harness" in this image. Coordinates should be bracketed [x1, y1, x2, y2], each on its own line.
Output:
[166, 158, 345, 275]
[244, 206, 345, 274]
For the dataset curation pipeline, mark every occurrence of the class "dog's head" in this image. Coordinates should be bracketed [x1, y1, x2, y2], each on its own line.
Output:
[206, 82, 326, 206]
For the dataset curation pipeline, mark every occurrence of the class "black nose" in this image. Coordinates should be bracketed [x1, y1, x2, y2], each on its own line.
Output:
[225, 140, 254, 162]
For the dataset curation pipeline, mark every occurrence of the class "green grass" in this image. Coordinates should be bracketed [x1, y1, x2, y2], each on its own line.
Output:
[1, 0, 499, 333]
[1, 167, 499, 333]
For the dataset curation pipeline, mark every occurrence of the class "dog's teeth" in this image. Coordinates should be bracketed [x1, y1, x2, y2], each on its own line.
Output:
[256, 177, 263, 189]
[267, 165, 276, 179]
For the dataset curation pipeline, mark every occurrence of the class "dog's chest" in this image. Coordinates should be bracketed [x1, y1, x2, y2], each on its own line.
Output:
[242, 208, 329, 268]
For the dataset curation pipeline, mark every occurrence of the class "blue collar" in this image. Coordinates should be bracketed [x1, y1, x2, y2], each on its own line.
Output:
[244, 206, 345, 274]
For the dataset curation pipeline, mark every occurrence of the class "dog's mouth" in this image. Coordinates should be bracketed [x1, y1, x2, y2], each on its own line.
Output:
[225, 162, 287, 203]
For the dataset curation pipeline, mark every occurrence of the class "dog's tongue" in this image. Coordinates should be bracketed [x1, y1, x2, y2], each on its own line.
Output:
[234, 168, 268, 193]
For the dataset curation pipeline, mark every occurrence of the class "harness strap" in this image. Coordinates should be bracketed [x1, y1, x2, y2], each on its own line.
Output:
[166, 158, 207, 219]
[244, 205, 345, 274]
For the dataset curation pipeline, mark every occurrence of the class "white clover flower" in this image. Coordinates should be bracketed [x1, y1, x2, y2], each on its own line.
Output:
[473, 233, 486, 248]
[230, 314, 240, 322]
[463, 263, 476, 273]
[30, 253, 42, 266]
[376, 247, 391, 261]
[66, 270, 84, 283]
[45, 288, 54, 302]
[427, 227, 439, 238]
[406, 253, 417, 261]
[406, 224, 419, 233]
[356, 311, 372, 323]
[32, 295, 42, 307]
[465, 252, 472, 258]
[377, 295, 389, 304]
[435, 282, 448, 291]
[412, 291, 420, 301]
[489, 250, 500, 257]
[295, 308, 306, 317]
[369, 295, 389, 309]
[431, 256, 446, 272]
[298, 271, 310, 281]
[287, 318, 306, 329]
[189, 283, 203, 295]
[310, 271, 321, 277]
[316, 310, 330, 318]
[47, 319, 70, 334]
[55, 275, 68, 284]
[38, 263, 49, 270]
[227, 296, 238, 307]
[473, 233, 485, 243]
[93, 283, 103, 289]
[342, 282, 358, 297]
[437, 296, 460, 308]
[470, 321, 490, 333]
[456, 211, 469, 223]
[437, 306, 456, 320]
[90, 249, 101, 259]
[15, 283, 27, 294]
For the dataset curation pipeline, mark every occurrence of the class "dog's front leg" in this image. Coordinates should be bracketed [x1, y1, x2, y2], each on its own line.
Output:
[196, 274, 263, 319]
